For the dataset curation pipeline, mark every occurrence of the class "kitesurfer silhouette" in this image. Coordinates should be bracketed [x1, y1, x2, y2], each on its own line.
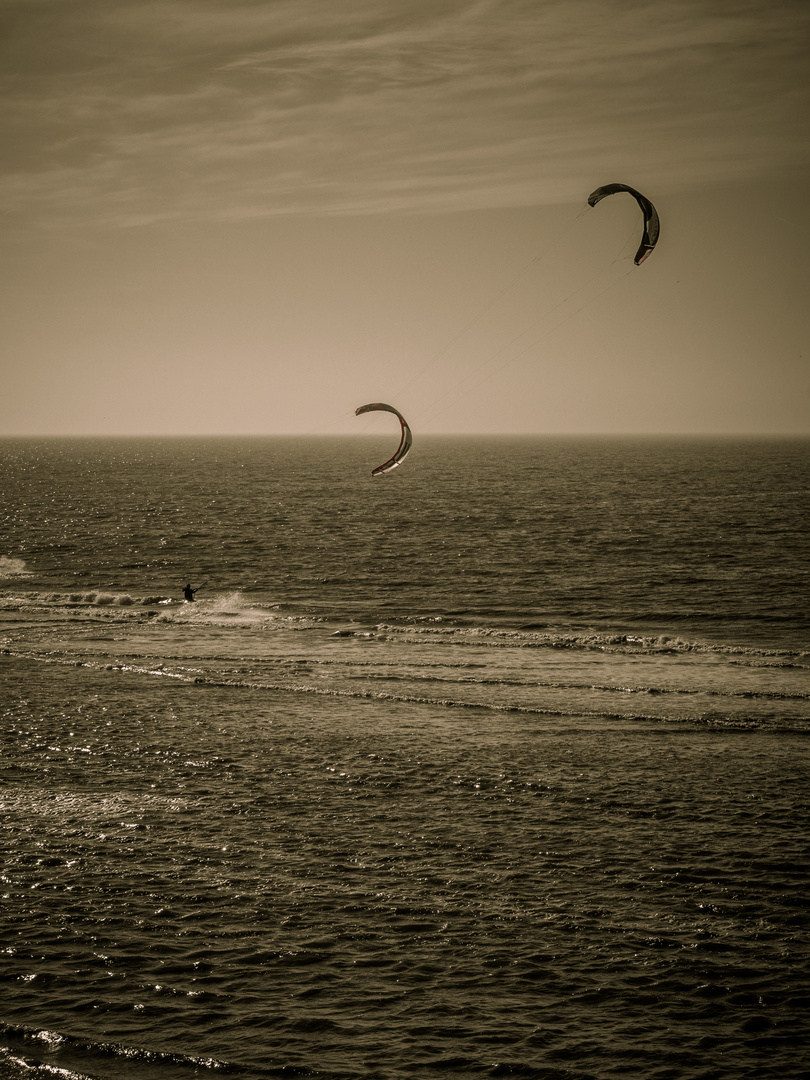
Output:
[183, 583, 198, 602]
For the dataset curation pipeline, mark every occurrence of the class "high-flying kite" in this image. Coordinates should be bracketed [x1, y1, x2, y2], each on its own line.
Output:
[355, 402, 413, 476]
[587, 183, 660, 265]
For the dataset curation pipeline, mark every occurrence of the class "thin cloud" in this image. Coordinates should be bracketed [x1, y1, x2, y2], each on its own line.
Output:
[2, 0, 808, 228]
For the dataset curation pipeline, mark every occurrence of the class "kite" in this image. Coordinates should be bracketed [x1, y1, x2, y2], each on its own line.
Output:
[355, 402, 413, 476]
[587, 183, 660, 265]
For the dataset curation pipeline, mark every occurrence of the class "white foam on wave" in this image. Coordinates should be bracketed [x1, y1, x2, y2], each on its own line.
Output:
[68, 591, 136, 606]
[0, 556, 32, 579]
[157, 590, 282, 627]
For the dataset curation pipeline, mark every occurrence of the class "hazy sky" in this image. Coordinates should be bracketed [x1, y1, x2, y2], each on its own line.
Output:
[2, 0, 809, 436]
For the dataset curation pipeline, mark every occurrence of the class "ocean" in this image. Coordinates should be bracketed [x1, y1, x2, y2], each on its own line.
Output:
[1, 435, 808, 1079]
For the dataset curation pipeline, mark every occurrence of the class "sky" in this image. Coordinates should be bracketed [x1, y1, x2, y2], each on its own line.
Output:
[1, 0, 809, 437]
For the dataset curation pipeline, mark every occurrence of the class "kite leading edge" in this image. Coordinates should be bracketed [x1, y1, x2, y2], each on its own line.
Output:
[587, 183, 660, 265]
[355, 402, 413, 476]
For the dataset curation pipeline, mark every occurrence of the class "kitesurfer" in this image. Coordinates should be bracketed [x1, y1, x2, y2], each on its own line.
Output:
[183, 583, 198, 602]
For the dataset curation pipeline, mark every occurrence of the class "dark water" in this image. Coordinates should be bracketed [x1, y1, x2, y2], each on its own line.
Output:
[1, 436, 808, 1078]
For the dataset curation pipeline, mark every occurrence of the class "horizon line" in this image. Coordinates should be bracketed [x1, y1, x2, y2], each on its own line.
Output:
[2, 431, 809, 440]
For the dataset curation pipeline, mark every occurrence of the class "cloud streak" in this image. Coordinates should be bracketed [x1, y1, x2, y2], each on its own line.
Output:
[3, 0, 809, 228]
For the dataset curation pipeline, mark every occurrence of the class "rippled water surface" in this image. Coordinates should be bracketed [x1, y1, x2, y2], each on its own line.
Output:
[1, 437, 808, 1078]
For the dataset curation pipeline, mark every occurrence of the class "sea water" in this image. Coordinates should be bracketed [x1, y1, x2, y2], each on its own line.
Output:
[0, 436, 808, 1079]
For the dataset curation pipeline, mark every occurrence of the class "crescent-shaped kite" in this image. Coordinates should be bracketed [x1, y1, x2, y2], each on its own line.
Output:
[355, 402, 413, 476]
[587, 183, 660, 265]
